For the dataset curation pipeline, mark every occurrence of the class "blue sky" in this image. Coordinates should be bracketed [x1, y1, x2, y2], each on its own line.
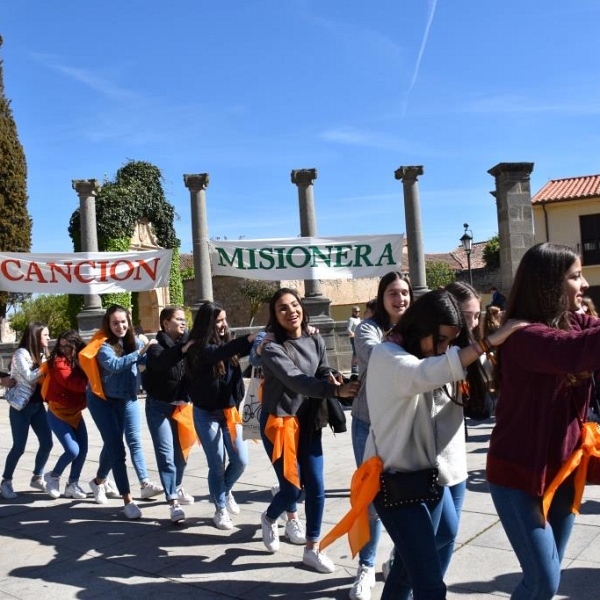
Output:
[2, 1, 600, 255]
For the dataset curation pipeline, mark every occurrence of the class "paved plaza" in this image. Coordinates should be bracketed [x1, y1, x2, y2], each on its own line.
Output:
[0, 397, 599, 599]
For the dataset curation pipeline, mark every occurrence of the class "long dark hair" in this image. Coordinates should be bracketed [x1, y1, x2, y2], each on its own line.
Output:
[266, 288, 310, 344]
[503, 242, 579, 330]
[186, 301, 235, 378]
[393, 290, 488, 413]
[372, 271, 414, 332]
[18, 321, 49, 368]
[100, 304, 137, 355]
[48, 330, 85, 370]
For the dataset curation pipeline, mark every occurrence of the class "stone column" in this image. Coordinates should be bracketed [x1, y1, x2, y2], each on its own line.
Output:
[394, 166, 428, 296]
[488, 162, 535, 293]
[72, 179, 105, 335]
[184, 174, 213, 310]
[291, 168, 332, 322]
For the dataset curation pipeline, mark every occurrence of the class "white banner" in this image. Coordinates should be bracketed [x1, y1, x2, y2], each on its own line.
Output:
[0, 250, 173, 294]
[210, 235, 403, 280]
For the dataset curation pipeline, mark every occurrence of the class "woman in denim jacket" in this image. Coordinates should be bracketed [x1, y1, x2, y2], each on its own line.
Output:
[0, 322, 53, 499]
[86, 305, 158, 519]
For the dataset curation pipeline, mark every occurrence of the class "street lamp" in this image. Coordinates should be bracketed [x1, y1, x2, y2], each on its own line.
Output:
[460, 222, 473, 286]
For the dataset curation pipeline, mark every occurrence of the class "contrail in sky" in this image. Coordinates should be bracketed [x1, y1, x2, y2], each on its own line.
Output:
[402, 0, 437, 117]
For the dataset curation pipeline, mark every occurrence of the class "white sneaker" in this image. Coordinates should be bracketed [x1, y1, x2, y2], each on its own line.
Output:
[225, 491, 240, 515]
[382, 548, 394, 581]
[123, 502, 142, 519]
[104, 478, 120, 498]
[64, 482, 88, 499]
[285, 518, 306, 544]
[349, 565, 376, 600]
[213, 508, 234, 530]
[30, 476, 46, 491]
[303, 547, 335, 573]
[260, 511, 280, 552]
[89, 479, 108, 504]
[0, 480, 17, 499]
[170, 502, 186, 524]
[44, 473, 61, 499]
[176, 487, 194, 505]
[140, 480, 163, 499]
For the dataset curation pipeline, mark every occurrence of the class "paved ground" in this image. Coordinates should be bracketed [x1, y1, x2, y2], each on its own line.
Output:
[0, 397, 599, 599]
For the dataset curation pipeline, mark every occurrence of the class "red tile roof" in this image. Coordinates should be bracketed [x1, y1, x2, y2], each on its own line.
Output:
[532, 174, 600, 204]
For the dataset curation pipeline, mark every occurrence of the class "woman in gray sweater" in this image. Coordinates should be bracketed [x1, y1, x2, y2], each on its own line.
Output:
[259, 288, 359, 573]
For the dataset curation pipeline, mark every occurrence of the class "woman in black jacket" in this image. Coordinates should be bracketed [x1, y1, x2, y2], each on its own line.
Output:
[185, 301, 257, 530]
[144, 306, 195, 524]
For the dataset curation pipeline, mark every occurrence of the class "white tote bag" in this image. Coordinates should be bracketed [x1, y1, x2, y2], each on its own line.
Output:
[240, 366, 263, 440]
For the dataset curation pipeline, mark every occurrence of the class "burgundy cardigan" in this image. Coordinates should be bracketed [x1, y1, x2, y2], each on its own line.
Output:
[487, 312, 600, 496]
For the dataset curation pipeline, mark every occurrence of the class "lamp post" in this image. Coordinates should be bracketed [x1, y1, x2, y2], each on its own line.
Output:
[460, 223, 473, 287]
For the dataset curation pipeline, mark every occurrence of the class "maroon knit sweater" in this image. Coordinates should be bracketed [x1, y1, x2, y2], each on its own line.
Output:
[487, 312, 600, 496]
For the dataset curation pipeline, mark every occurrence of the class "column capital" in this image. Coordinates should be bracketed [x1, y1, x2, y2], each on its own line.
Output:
[72, 179, 100, 197]
[291, 168, 317, 186]
[394, 166, 424, 182]
[487, 162, 534, 178]
[183, 173, 210, 191]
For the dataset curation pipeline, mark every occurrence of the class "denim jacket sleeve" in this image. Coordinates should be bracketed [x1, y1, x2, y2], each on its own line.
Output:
[97, 343, 141, 373]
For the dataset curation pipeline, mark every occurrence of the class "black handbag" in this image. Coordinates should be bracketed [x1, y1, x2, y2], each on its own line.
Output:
[326, 396, 347, 433]
[379, 468, 442, 507]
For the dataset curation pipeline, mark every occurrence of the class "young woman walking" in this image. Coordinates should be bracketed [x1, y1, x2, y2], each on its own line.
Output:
[0, 322, 53, 499]
[185, 301, 257, 530]
[43, 329, 89, 499]
[259, 288, 359, 573]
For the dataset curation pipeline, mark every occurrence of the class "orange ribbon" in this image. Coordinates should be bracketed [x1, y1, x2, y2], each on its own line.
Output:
[48, 404, 83, 429]
[78, 332, 108, 400]
[542, 421, 600, 519]
[264, 414, 301, 489]
[320, 456, 383, 556]
[39, 363, 49, 399]
[223, 406, 243, 447]
[172, 403, 199, 461]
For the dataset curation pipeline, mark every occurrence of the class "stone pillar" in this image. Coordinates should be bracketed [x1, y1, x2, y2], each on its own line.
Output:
[394, 166, 428, 296]
[72, 179, 105, 335]
[184, 174, 213, 310]
[291, 168, 332, 322]
[488, 163, 535, 293]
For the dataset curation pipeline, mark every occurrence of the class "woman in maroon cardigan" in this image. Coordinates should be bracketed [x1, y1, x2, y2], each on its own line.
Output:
[487, 242, 600, 599]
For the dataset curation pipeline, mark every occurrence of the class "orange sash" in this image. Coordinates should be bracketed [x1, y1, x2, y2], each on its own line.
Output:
[48, 404, 83, 429]
[542, 421, 600, 519]
[223, 406, 243, 447]
[78, 332, 108, 400]
[39, 363, 49, 399]
[320, 456, 383, 556]
[264, 414, 301, 489]
[172, 403, 198, 461]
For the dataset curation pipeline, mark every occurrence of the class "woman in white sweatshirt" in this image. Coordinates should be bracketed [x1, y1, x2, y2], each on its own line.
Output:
[364, 290, 523, 600]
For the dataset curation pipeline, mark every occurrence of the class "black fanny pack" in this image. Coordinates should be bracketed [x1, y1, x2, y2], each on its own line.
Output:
[379, 468, 442, 507]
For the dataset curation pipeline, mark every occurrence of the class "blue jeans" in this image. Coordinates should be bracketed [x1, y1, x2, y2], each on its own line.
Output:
[374, 490, 446, 600]
[193, 406, 248, 511]
[3, 402, 53, 481]
[351, 416, 382, 567]
[47, 411, 88, 482]
[437, 480, 466, 575]
[146, 397, 187, 501]
[490, 481, 576, 599]
[260, 410, 325, 542]
[96, 396, 148, 484]
[87, 393, 132, 495]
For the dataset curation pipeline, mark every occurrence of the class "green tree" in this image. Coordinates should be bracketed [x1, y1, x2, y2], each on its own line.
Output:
[0, 36, 32, 329]
[483, 235, 500, 269]
[10, 295, 73, 339]
[239, 279, 278, 326]
[68, 160, 183, 320]
[426, 261, 456, 290]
